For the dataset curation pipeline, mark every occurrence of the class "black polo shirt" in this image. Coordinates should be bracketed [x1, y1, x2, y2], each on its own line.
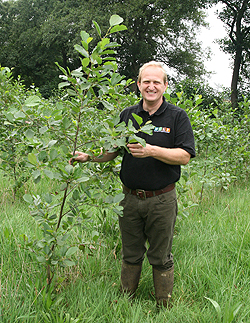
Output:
[119, 97, 196, 190]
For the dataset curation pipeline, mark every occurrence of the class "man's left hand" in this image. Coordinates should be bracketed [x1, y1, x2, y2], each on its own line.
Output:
[127, 143, 191, 165]
[127, 143, 151, 158]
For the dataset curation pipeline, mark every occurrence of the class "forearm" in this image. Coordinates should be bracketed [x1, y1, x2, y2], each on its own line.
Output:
[149, 146, 191, 165]
[89, 151, 119, 162]
[71, 149, 118, 164]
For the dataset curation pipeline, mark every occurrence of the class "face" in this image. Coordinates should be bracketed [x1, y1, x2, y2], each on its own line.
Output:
[137, 66, 168, 106]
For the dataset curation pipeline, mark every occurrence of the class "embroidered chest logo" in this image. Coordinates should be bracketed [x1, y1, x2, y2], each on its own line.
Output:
[154, 127, 171, 133]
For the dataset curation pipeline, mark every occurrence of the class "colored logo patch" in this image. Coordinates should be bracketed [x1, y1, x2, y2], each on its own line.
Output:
[154, 127, 171, 133]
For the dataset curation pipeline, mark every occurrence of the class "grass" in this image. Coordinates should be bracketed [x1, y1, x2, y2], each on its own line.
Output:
[0, 173, 249, 323]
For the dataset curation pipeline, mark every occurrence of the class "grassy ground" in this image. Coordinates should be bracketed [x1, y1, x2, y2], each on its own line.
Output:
[0, 173, 249, 323]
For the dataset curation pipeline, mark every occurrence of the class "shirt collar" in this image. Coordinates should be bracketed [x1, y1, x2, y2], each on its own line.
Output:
[137, 96, 168, 116]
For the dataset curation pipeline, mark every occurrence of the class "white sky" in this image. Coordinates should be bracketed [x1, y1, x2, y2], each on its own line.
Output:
[198, 5, 233, 89]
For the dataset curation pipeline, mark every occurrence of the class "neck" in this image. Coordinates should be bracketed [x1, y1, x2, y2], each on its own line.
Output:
[142, 97, 163, 115]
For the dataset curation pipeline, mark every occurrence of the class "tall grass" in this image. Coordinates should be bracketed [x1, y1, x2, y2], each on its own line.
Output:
[0, 172, 249, 322]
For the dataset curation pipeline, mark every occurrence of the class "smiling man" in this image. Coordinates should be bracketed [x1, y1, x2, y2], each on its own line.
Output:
[72, 61, 196, 308]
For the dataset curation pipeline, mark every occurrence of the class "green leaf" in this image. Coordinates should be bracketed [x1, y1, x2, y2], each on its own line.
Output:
[50, 148, 58, 161]
[32, 170, 41, 180]
[65, 164, 73, 174]
[67, 89, 77, 96]
[204, 297, 221, 320]
[141, 123, 154, 135]
[128, 136, 146, 147]
[63, 259, 75, 267]
[58, 82, 70, 89]
[4, 227, 10, 239]
[110, 73, 123, 86]
[92, 230, 99, 241]
[60, 183, 67, 191]
[93, 20, 101, 37]
[65, 246, 78, 257]
[24, 95, 41, 107]
[76, 176, 89, 183]
[23, 194, 33, 204]
[99, 37, 110, 49]
[80, 31, 90, 43]
[48, 140, 57, 147]
[37, 256, 46, 264]
[132, 113, 143, 126]
[14, 111, 26, 119]
[28, 153, 37, 165]
[81, 57, 90, 67]
[110, 25, 127, 34]
[55, 62, 67, 75]
[113, 193, 125, 203]
[44, 169, 54, 179]
[113, 205, 124, 216]
[102, 100, 114, 110]
[74, 44, 89, 58]
[80, 82, 91, 90]
[44, 193, 52, 204]
[38, 151, 47, 162]
[62, 117, 71, 129]
[109, 15, 123, 27]
[71, 67, 83, 77]
[34, 175, 41, 184]
[115, 138, 126, 147]
[127, 119, 135, 131]
[25, 129, 35, 139]
[39, 126, 48, 135]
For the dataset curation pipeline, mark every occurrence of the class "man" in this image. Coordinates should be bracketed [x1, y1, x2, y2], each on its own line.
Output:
[72, 61, 195, 307]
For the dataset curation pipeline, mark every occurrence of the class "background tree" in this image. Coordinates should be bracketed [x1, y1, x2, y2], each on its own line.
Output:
[0, 0, 210, 97]
[110, 0, 210, 90]
[212, 0, 250, 106]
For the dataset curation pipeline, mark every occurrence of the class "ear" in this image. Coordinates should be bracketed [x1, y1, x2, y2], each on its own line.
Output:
[137, 81, 141, 92]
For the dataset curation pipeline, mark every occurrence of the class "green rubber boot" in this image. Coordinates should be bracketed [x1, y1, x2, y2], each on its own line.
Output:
[120, 261, 142, 297]
[153, 266, 174, 308]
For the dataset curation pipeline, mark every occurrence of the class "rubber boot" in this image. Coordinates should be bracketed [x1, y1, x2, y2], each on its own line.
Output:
[120, 261, 142, 297]
[153, 265, 174, 308]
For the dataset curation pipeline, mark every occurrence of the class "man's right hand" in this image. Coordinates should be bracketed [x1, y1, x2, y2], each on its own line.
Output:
[69, 151, 90, 164]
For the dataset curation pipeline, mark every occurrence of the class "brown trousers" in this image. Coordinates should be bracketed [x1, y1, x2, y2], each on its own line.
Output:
[119, 187, 177, 271]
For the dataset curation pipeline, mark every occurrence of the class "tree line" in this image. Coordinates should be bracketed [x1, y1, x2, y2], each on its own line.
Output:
[0, 0, 250, 106]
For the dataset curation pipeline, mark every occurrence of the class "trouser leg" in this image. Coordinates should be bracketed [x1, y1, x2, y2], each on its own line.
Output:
[145, 188, 177, 270]
[119, 192, 147, 265]
[119, 188, 177, 301]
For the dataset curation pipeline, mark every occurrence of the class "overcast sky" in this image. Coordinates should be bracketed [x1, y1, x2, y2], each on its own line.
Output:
[198, 5, 233, 89]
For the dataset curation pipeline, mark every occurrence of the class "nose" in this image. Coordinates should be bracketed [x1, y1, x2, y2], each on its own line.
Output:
[148, 82, 155, 89]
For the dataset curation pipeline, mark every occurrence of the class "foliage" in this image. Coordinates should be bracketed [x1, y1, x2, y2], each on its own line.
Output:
[0, 15, 157, 286]
[172, 78, 227, 111]
[1, 171, 250, 322]
[0, 0, 210, 96]
[0, 66, 41, 198]
[1, 8, 250, 290]
[1, 51, 249, 285]
[165, 88, 249, 212]
[91, 0, 210, 87]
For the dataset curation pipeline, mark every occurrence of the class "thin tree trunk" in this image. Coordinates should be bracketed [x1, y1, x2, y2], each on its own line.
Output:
[231, 47, 242, 107]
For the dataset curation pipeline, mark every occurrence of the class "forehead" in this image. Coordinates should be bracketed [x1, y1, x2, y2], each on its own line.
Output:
[140, 66, 165, 82]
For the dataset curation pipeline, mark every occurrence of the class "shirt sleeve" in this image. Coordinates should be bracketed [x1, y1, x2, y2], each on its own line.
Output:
[174, 109, 196, 158]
